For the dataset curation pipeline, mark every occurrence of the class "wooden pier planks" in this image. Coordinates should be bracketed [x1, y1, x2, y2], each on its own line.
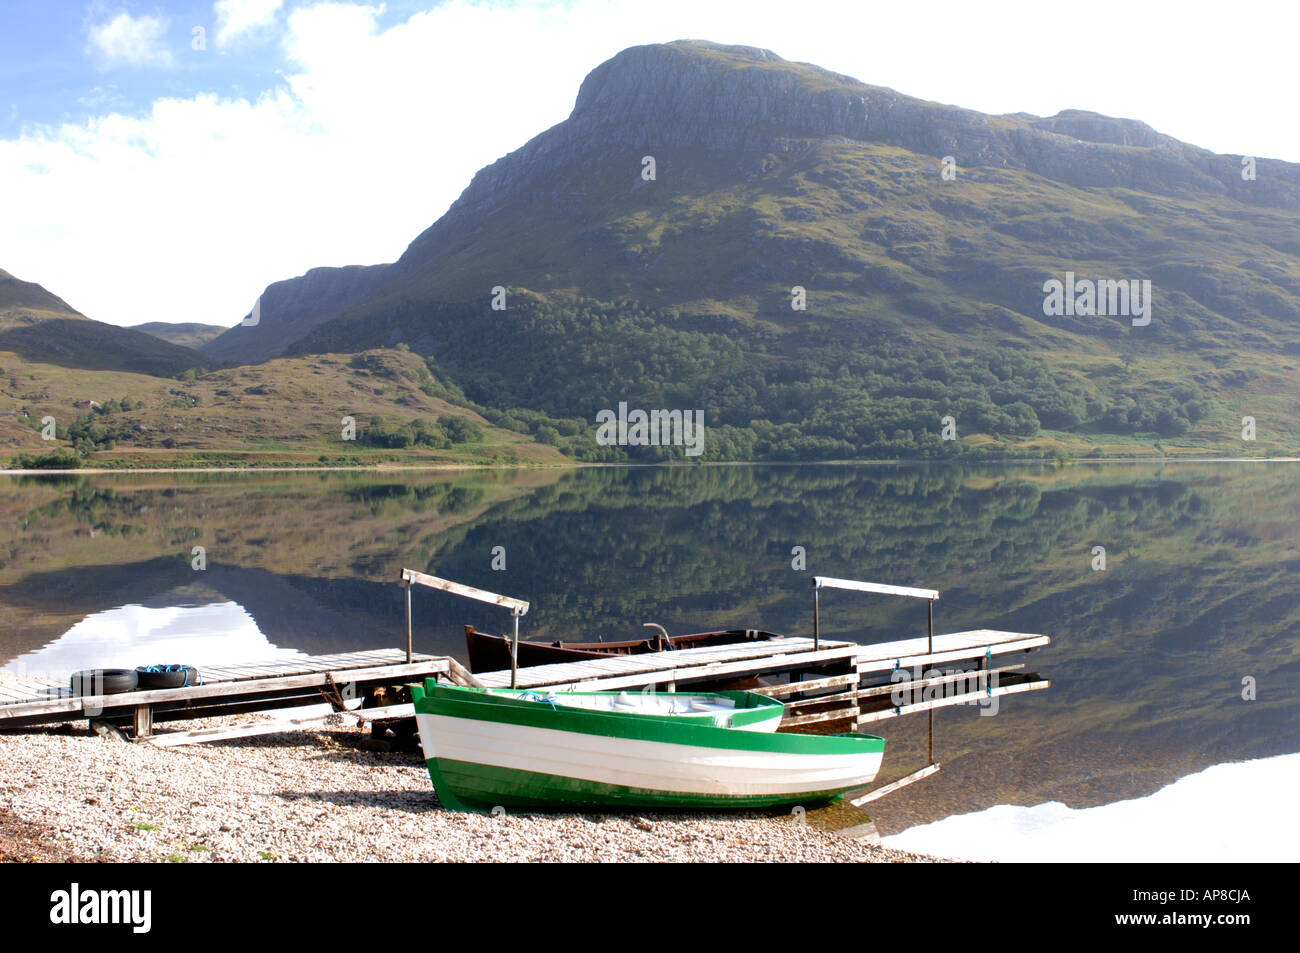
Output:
[0, 649, 450, 727]
[141, 703, 416, 747]
[477, 628, 1051, 730]
[475, 630, 1048, 692]
[855, 629, 1049, 674]
[475, 637, 859, 691]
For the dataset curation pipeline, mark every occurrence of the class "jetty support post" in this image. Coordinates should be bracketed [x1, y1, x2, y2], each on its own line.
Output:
[404, 578, 414, 664]
[134, 704, 153, 739]
[928, 599, 934, 655]
[510, 606, 523, 689]
[812, 584, 821, 650]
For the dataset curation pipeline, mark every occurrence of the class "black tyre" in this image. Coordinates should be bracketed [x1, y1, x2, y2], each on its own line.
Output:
[69, 669, 137, 696]
[135, 665, 201, 689]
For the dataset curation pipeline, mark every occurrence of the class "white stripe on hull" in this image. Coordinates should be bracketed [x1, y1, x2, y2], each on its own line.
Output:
[417, 713, 881, 797]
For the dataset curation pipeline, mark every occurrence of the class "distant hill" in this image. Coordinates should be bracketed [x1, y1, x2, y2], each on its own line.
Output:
[1, 345, 564, 466]
[0, 268, 210, 379]
[132, 322, 230, 350]
[204, 40, 1300, 460]
[0, 270, 563, 467]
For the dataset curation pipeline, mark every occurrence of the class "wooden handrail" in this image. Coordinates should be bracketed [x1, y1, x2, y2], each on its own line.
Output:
[812, 576, 939, 601]
[400, 569, 529, 687]
[811, 576, 939, 654]
[400, 569, 530, 614]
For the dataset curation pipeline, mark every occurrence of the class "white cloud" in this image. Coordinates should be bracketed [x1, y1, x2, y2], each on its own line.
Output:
[214, 0, 284, 48]
[3, 602, 307, 681]
[87, 11, 174, 68]
[4, 0, 1297, 332]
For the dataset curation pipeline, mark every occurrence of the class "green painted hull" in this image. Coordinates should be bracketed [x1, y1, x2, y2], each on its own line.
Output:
[412, 680, 885, 814]
[426, 756, 857, 812]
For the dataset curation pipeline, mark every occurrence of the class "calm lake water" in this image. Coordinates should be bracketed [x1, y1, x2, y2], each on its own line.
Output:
[2, 462, 1297, 861]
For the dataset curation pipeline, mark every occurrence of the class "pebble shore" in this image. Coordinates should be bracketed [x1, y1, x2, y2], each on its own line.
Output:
[0, 715, 943, 863]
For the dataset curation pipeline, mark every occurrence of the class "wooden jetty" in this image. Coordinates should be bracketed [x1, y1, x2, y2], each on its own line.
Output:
[0, 628, 1046, 744]
[417, 570, 1049, 736]
[471, 628, 1049, 732]
[0, 570, 1049, 786]
[0, 650, 469, 737]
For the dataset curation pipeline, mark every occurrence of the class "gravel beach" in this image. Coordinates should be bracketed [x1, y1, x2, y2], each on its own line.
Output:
[0, 715, 943, 863]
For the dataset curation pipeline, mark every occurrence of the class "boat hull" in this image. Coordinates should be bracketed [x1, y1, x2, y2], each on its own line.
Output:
[412, 683, 883, 812]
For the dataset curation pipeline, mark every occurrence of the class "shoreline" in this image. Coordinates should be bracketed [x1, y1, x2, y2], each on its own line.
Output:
[0, 715, 948, 864]
[3, 455, 1299, 476]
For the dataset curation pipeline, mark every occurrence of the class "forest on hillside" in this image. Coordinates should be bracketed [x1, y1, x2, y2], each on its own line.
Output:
[293, 295, 1215, 461]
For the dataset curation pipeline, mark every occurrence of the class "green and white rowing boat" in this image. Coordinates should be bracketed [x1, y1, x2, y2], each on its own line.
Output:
[411, 680, 885, 813]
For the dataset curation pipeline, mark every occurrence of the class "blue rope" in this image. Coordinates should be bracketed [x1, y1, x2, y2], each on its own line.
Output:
[141, 664, 203, 686]
[519, 691, 557, 709]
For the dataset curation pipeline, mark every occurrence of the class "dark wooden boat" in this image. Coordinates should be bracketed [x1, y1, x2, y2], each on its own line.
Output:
[465, 625, 784, 689]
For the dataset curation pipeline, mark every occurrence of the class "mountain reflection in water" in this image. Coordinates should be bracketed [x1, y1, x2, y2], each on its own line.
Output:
[1, 463, 1296, 861]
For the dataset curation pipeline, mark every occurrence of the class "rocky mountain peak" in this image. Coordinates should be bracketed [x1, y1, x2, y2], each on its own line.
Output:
[1026, 109, 1169, 148]
[405, 39, 1296, 266]
[204, 40, 1300, 366]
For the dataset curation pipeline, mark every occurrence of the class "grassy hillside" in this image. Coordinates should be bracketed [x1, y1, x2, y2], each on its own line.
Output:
[0, 346, 566, 468]
[0, 268, 564, 469]
[296, 289, 1297, 461]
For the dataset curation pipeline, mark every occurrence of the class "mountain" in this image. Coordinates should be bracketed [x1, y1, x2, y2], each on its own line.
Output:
[0, 268, 83, 317]
[132, 322, 230, 350]
[201, 264, 390, 364]
[204, 40, 1300, 459]
[0, 268, 210, 378]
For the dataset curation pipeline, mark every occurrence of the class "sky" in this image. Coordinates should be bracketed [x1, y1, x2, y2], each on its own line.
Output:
[1, 0, 1297, 329]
